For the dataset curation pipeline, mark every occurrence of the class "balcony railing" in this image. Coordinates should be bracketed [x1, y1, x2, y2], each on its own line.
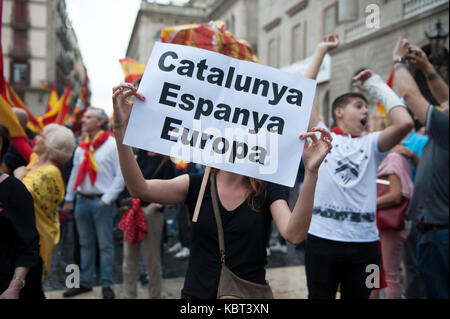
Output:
[403, 0, 448, 17]
[345, 0, 448, 43]
[344, 17, 376, 43]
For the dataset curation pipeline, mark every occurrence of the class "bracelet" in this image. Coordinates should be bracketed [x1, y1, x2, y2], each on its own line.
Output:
[12, 276, 25, 289]
[393, 57, 406, 65]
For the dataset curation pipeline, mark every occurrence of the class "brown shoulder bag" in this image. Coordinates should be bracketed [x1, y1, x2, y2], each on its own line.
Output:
[210, 172, 274, 299]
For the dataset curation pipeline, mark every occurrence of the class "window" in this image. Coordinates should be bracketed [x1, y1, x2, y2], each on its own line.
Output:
[268, 38, 279, 68]
[13, 1, 28, 25]
[323, 4, 336, 37]
[11, 62, 29, 86]
[292, 23, 304, 63]
[13, 30, 28, 56]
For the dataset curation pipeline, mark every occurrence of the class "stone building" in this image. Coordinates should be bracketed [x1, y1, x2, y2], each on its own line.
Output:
[126, 0, 258, 66]
[126, 0, 449, 124]
[259, 0, 449, 124]
[1, 0, 89, 115]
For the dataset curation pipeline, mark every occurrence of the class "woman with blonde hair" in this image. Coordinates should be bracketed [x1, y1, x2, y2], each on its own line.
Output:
[14, 123, 76, 280]
[112, 83, 333, 299]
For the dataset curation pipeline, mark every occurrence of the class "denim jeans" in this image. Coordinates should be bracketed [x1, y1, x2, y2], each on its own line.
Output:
[402, 223, 426, 299]
[417, 228, 449, 299]
[75, 195, 116, 287]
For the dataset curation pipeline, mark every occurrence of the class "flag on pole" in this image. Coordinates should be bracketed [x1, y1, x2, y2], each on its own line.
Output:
[119, 57, 146, 83]
[1, 0, 32, 162]
[5, 83, 43, 132]
[38, 84, 70, 126]
[45, 85, 59, 113]
[161, 21, 260, 63]
[376, 66, 395, 117]
[56, 84, 71, 125]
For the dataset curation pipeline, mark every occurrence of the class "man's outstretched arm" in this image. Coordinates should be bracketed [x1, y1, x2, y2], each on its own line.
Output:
[393, 37, 433, 125]
[304, 34, 339, 130]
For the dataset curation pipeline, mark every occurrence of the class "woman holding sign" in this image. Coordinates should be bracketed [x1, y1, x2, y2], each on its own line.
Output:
[112, 83, 332, 299]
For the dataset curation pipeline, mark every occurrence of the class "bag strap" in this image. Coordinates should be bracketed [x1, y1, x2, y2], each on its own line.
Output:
[209, 171, 226, 266]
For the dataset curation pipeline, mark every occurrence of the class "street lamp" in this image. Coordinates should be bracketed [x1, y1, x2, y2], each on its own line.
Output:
[425, 19, 448, 67]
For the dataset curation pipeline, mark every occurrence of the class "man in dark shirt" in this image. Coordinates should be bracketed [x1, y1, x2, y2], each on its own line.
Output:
[393, 37, 449, 299]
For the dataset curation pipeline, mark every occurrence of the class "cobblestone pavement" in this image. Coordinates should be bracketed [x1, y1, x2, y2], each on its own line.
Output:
[44, 204, 306, 295]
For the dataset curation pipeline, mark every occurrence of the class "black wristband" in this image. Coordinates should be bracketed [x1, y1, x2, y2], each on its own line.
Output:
[393, 57, 406, 65]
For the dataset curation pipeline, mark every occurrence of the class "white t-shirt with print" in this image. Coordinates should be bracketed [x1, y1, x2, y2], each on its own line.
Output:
[307, 122, 388, 242]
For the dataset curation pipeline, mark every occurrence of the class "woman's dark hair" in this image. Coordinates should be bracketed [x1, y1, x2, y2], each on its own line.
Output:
[0, 123, 11, 163]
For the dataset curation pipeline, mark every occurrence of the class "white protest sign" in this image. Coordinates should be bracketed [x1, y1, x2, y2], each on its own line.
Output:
[123, 42, 317, 187]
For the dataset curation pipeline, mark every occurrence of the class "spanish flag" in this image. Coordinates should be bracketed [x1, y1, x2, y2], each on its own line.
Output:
[119, 57, 145, 83]
[38, 84, 70, 126]
[0, 94, 26, 138]
[45, 85, 59, 113]
[56, 85, 71, 125]
[38, 96, 63, 127]
[5, 83, 43, 132]
[376, 66, 395, 118]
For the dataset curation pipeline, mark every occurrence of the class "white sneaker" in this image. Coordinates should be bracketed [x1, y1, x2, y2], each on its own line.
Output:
[270, 243, 287, 254]
[174, 247, 190, 260]
[167, 242, 182, 254]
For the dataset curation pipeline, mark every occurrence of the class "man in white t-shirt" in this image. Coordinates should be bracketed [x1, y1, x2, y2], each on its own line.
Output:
[302, 34, 414, 299]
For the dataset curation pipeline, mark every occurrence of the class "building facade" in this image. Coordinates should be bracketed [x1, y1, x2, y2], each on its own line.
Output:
[126, 0, 259, 66]
[259, 0, 449, 124]
[1, 0, 89, 115]
[126, 0, 448, 125]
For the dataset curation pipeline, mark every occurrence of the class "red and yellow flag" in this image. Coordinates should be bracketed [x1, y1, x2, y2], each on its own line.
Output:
[45, 85, 59, 113]
[376, 66, 395, 117]
[161, 21, 259, 64]
[0, 94, 26, 138]
[171, 157, 189, 171]
[5, 83, 43, 132]
[119, 57, 146, 83]
[38, 84, 71, 126]
[56, 84, 71, 125]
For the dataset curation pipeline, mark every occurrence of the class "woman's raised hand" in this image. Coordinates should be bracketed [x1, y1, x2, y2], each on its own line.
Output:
[352, 69, 376, 91]
[300, 127, 333, 174]
[318, 33, 340, 53]
[112, 83, 145, 132]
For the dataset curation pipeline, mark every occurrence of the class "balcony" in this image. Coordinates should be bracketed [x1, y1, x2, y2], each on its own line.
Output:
[403, 0, 448, 18]
[57, 53, 74, 75]
[56, 25, 73, 51]
[10, 16, 30, 30]
[344, 17, 377, 43]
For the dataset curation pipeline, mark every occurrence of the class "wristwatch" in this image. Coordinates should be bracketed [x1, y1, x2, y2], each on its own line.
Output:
[393, 56, 406, 65]
[12, 276, 25, 289]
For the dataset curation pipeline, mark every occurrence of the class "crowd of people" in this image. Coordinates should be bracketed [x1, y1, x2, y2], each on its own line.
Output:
[0, 34, 448, 300]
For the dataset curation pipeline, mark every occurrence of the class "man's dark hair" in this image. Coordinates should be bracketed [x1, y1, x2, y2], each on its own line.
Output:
[331, 92, 368, 128]
[0, 123, 11, 163]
